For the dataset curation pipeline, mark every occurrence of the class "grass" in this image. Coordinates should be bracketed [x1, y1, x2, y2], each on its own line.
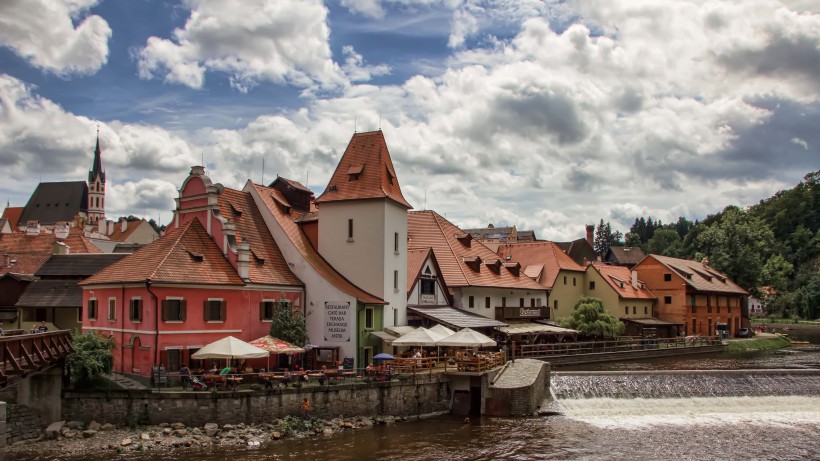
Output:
[725, 335, 790, 353]
[751, 317, 820, 325]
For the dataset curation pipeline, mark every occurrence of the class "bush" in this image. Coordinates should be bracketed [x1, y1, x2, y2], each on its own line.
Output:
[66, 331, 115, 385]
[561, 297, 625, 339]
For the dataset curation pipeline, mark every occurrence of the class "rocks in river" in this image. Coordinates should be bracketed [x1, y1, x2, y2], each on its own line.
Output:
[121, 438, 133, 447]
[100, 423, 115, 431]
[45, 421, 65, 439]
[65, 421, 84, 430]
[140, 433, 151, 441]
[81, 430, 97, 438]
[171, 422, 186, 429]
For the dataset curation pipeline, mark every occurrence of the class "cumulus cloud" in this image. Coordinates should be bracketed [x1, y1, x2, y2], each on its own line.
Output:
[136, 0, 346, 91]
[0, 0, 111, 75]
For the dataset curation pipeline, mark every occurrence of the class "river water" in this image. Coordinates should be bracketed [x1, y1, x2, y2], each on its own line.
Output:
[108, 337, 820, 461]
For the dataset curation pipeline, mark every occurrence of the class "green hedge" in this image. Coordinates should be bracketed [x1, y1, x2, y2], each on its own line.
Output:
[726, 335, 790, 352]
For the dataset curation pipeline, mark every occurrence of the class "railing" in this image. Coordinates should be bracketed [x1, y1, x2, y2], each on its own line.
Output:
[515, 336, 722, 358]
[0, 330, 74, 387]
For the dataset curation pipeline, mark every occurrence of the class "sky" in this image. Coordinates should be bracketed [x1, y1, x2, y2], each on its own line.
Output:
[0, 0, 818, 241]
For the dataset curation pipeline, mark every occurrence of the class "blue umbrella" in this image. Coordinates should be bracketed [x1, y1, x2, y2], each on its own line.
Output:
[373, 353, 395, 360]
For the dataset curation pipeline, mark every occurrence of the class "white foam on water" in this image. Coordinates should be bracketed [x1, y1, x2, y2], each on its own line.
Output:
[558, 395, 820, 429]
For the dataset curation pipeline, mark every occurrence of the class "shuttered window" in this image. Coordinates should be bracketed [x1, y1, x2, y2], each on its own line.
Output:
[204, 299, 226, 322]
[161, 299, 186, 322]
[88, 299, 98, 320]
[260, 301, 275, 321]
[129, 299, 143, 322]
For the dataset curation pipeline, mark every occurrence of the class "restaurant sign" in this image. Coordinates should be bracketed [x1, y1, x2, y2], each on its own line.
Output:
[325, 302, 352, 342]
[420, 294, 436, 305]
[503, 306, 548, 319]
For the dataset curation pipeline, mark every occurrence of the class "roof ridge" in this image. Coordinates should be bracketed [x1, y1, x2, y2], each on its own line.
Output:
[433, 211, 471, 286]
[149, 219, 196, 281]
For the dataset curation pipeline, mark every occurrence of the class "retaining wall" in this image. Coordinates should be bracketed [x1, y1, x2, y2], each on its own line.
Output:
[63, 374, 451, 426]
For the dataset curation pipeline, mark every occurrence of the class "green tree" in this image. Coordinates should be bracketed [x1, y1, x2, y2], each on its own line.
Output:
[694, 207, 774, 290]
[562, 297, 625, 339]
[760, 254, 794, 294]
[269, 301, 309, 347]
[66, 331, 115, 384]
[646, 228, 682, 256]
[792, 268, 820, 320]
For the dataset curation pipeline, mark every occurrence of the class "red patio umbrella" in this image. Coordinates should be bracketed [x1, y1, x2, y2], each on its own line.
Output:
[249, 335, 306, 370]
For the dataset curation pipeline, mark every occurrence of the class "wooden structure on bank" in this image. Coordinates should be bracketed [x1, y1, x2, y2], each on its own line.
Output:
[0, 330, 73, 387]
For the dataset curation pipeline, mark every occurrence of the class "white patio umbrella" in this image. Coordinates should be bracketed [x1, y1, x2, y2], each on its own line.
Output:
[436, 328, 497, 347]
[391, 327, 440, 347]
[428, 324, 455, 341]
[190, 336, 269, 360]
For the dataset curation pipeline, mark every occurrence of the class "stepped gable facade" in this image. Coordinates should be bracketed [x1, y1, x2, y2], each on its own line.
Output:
[633, 254, 747, 336]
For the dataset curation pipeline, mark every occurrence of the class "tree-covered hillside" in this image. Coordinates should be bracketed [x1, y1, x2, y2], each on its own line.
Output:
[625, 170, 820, 319]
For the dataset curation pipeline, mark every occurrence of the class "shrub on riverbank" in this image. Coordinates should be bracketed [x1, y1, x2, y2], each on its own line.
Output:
[726, 335, 790, 352]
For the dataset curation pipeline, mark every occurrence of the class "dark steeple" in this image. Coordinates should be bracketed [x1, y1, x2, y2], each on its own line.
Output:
[88, 130, 105, 183]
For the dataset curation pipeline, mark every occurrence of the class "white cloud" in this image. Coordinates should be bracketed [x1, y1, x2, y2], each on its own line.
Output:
[0, 0, 111, 75]
[790, 137, 808, 149]
[341, 46, 392, 82]
[137, 0, 346, 91]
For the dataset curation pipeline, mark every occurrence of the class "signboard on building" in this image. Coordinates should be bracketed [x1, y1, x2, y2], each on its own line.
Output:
[324, 302, 352, 342]
[503, 306, 548, 319]
[420, 294, 436, 305]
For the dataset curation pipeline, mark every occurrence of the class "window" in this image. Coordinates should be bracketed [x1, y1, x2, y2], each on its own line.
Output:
[632, 306, 637, 315]
[553, 300, 558, 310]
[394, 232, 399, 253]
[420, 279, 435, 295]
[129, 298, 143, 322]
[468, 296, 475, 308]
[589, 281, 595, 290]
[691, 295, 697, 313]
[708, 319, 712, 335]
[707, 296, 712, 314]
[664, 273, 672, 282]
[77, 305, 83, 322]
[260, 300, 275, 321]
[204, 299, 226, 322]
[88, 299, 97, 320]
[108, 298, 116, 321]
[716, 297, 721, 314]
[347, 219, 353, 240]
[519, 298, 524, 307]
[573, 277, 576, 286]
[644, 306, 648, 315]
[625, 306, 629, 315]
[530, 298, 536, 307]
[501, 297, 506, 307]
[485, 297, 490, 309]
[728, 299, 732, 314]
[365, 307, 374, 330]
[563, 276, 567, 285]
[692, 319, 697, 335]
[536, 298, 542, 307]
[162, 299, 186, 322]
[393, 270, 398, 291]
[664, 296, 672, 304]
[166, 349, 181, 372]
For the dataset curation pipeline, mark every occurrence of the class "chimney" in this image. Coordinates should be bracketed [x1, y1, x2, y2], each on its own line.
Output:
[631, 270, 638, 289]
[26, 220, 40, 236]
[586, 224, 594, 246]
[55, 221, 70, 240]
[121, 219, 128, 233]
[98, 219, 106, 235]
[237, 242, 250, 280]
[52, 241, 70, 255]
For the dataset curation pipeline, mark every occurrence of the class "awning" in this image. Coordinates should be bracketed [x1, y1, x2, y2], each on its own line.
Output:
[384, 325, 416, 336]
[620, 317, 684, 326]
[408, 306, 508, 329]
[370, 331, 398, 342]
[497, 321, 579, 335]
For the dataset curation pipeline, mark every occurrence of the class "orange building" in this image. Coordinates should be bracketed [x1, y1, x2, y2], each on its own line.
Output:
[633, 255, 747, 336]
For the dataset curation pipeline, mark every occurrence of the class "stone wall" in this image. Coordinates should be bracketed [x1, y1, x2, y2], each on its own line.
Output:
[63, 375, 452, 426]
[485, 359, 550, 416]
[5, 404, 43, 444]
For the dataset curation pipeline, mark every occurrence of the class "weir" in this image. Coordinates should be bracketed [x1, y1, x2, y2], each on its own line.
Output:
[550, 369, 820, 400]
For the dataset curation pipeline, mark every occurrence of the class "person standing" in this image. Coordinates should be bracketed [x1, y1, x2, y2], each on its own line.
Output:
[38, 321, 48, 333]
[301, 397, 311, 419]
[180, 363, 191, 390]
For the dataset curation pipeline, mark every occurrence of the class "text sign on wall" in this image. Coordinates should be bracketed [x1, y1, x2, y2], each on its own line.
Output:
[324, 302, 352, 342]
[420, 294, 436, 305]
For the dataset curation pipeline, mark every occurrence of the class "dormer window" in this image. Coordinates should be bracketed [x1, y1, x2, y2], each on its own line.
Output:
[463, 255, 481, 272]
[386, 166, 394, 184]
[187, 250, 204, 262]
[454, 233, 472, 247]
[348, 164, 364, 181]
[484, 258, 501, 274]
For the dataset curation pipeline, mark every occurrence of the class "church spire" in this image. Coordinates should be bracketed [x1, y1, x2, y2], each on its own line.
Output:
[89, 128, 105, 183]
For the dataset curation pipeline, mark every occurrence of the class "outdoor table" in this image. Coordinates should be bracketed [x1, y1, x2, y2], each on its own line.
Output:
[341, 371, 356, 380]
[225, 376, 243, 390]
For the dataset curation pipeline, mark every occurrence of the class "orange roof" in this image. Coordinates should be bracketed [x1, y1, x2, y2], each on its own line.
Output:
[218, 187, 302, 286]
[315, 131, 412, 209]
[1, 207, 24, 229]
[107, 220, 145, 242]
[407, 211, 544, 290]
[252, 183, 384, 304]
[496, 242, 585, 289]
[588, 264, 655, 300]
[0, 254, 50, 276]
[81, 219, 244, 286]
[407, 248, 432, 291]
[0, 229, 102, 255]
[643, 255, 747, 295]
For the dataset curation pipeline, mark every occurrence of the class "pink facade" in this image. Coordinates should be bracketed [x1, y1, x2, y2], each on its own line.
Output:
[83, 286, 302, 376]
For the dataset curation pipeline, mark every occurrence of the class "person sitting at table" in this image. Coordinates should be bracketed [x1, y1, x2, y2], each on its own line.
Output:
[210, 363, 218, 374]
[219, 365, 231, 389]
[413, 349, 422, 358]
[282, 369, 292, 387]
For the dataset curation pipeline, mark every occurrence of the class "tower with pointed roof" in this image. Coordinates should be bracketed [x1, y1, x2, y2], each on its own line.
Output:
[315, 131, 411, 328]
[87, 132, 106, 225]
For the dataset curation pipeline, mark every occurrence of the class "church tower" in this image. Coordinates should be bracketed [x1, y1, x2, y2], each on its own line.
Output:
[87, 132, 106, 225]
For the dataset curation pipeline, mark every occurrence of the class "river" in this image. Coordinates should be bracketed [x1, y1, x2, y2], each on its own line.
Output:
[104, 336, 820, 461]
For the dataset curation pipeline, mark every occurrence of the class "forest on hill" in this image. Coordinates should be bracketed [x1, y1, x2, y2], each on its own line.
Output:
[594, 171, 820, 320]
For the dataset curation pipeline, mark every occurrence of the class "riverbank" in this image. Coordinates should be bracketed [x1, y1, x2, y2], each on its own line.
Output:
[3, 414, 432, 460]
[725, 333, 790, 353]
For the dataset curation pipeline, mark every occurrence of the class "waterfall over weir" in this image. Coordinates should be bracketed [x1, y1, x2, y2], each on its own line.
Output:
[551, 369, 820, 400]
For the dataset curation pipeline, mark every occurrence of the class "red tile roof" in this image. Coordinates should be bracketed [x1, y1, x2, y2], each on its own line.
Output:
[107, 220, 145, 242]
[644, 255, 747, 295]
[1, 207, 24, 229]
[0, 254, 50, 276]
[0, 229, 102, 255]
[252, 183, 384, 304]
[496, 242, 585, 289]
[588, 264, 655, 300]
[81, 219, 244, 286]
[315, 131, 412, 209]
[408, 211, 544, 290]
[218, 187, 302, 286]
